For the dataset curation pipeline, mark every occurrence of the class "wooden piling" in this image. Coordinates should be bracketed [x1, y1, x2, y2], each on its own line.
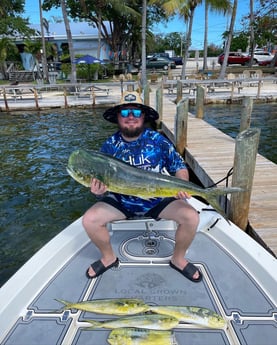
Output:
[257, 80, 262, 98]
[143, 84, 150, 106]
[176, 80, 183, 104]
[2, 88, 9, 112]
[33, 88, 39, 110]
[63, 87, 68, 108]
[175, 98, 189, 154]
[91, 86, 96, 106]
[156, 86, 163, 125]
[240, 97, 253, 132]
[196, 85, 205, 119]
[229, 128, 261, 230]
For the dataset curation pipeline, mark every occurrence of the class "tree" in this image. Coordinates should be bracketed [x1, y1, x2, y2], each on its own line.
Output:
[39, 0, 49, 82]
[241, 0, 277, 54]
[141, 0, 148, 89]
[0, 0, 35, 36]
[202, 0, 231, 72]
[0, 38, 18, 78]
[43, 0, 167, 63]
[43, 0, 76, 83]
[150, 0, 201, 79]
[60, 0, 77, 83]
[218, 0, 237, 79]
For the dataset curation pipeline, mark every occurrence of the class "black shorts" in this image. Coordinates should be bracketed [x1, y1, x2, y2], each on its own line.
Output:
[100, 196, 177, 220]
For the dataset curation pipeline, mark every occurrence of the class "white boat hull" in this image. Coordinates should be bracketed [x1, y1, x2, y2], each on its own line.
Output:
[0, 198, 276, 344]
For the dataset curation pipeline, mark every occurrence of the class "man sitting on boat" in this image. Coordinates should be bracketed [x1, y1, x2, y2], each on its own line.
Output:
[82, 91, 202, 283]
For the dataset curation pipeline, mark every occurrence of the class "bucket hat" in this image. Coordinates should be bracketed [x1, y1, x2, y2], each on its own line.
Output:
[103, 91, 159, 123]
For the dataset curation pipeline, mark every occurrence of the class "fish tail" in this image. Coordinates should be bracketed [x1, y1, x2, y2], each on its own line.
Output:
[83, 320, 101, 329]
[203, 186, 243, 222]
[54, 298, 72, 311]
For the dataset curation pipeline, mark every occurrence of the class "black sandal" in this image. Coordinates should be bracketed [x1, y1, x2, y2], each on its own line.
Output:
[86, 258, 119, 279]
[170, 261, 202, 283]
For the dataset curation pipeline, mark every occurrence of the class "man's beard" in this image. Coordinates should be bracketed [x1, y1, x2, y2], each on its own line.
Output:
[120, 124, 144, 138]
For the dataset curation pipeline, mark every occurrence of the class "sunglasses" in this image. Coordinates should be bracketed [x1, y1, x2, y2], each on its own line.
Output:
[120, 108, 142, 118]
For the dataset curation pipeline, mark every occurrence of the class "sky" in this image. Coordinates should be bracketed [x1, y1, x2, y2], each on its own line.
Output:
[24, 0, 252, 50]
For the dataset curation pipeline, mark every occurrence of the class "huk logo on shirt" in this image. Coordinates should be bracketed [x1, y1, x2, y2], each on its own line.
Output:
[125, 154, 151, 167]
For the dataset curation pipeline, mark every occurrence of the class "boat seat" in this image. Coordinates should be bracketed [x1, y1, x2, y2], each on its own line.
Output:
[107, 217, 177, 233]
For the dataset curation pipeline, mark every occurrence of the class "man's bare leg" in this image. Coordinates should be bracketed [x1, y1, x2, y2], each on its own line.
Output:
[158, 199, 200, 280]
[82, 202, 126, 277]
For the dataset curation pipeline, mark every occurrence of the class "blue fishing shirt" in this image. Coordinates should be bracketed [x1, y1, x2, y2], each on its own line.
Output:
[100, 128, 187, 214]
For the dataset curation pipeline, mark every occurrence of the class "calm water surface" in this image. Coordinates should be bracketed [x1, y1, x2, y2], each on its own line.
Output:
[0, 103, 276, 286]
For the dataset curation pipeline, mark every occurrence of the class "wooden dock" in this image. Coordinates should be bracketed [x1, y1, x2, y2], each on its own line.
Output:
[150, 87, 277, 257]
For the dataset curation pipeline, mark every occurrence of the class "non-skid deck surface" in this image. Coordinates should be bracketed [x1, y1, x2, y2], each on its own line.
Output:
[2, 220, 276, 345]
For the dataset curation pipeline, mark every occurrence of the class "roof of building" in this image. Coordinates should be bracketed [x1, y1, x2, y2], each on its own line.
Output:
[31, 21, 111, 39]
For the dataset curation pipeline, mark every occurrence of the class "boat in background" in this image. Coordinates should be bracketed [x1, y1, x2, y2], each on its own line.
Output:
[0, 197, 276, 345]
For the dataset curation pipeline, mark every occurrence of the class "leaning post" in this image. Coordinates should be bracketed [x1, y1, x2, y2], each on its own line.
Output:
[91, 86, 96, 106]
[240, 96, 253, 132]
[196, 85, 205, 119]
[176, 80, 183, 104]
[33, 88, 39, 110]
[175, 98, 189, 155]
[156, 85, 163, 127]
[3, 88, 9, 112]
[229, 128, 260, 230]
[143, 83, 150, 106]
[63, 87, 68, 108]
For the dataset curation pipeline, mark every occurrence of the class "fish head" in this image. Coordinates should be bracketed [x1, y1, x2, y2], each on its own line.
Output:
[208, 314, 226, 329]
[67, 149, 96, 187]
[66, 165, 93, 187]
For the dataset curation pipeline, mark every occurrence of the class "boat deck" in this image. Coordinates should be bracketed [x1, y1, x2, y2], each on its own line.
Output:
[1, 199, 276, 345]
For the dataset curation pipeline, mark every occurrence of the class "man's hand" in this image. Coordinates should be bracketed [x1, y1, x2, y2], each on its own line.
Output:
[176, 191, 191, 199]
[90, 178, 107, 195]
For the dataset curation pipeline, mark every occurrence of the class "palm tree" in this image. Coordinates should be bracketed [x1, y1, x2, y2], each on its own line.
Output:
[39, 0, 49, 82]
[60, 0, 77, 83]
[202, 0, 232, 72]
[141, 0, 148, 89]
[218, 0, 237, 79]
[248, 0, 255, 66]
[150, 0, 201, 79]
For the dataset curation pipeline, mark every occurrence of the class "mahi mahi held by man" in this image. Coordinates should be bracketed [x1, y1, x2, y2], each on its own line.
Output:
[67, 149, 242, 218]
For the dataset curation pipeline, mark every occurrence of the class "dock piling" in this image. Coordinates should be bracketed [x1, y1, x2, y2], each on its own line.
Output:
[176, 80, 183, 104]
[196, 85, 205, 118]
[240, 96, 253, 132]
[175, 98, 189, 154]
[156, 86, 163, 126]
[229, 128, 261, 230]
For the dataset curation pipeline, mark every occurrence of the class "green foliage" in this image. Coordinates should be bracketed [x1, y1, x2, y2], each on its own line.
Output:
[76, 63, 100, 81]
[0, 0, 36, 36]
[230, 33, 249, 52]
[42, 0, 168, 61]
[74, 63, 114, 81]
[61, 63, 71, 78]
[207, 44, 222, 57]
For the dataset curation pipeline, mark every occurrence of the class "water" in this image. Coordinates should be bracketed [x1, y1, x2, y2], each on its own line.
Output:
[0, 103, 276, 287]
[0, 109, 116, 287]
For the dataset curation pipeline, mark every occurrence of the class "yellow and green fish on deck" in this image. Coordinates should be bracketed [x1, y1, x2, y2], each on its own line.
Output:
[108, 328, 175, 345]
[55, 298, 150, 316]
[56, 298, 226, 329]
[84, 314, 179, 330]
[149, 305, 226, 329]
